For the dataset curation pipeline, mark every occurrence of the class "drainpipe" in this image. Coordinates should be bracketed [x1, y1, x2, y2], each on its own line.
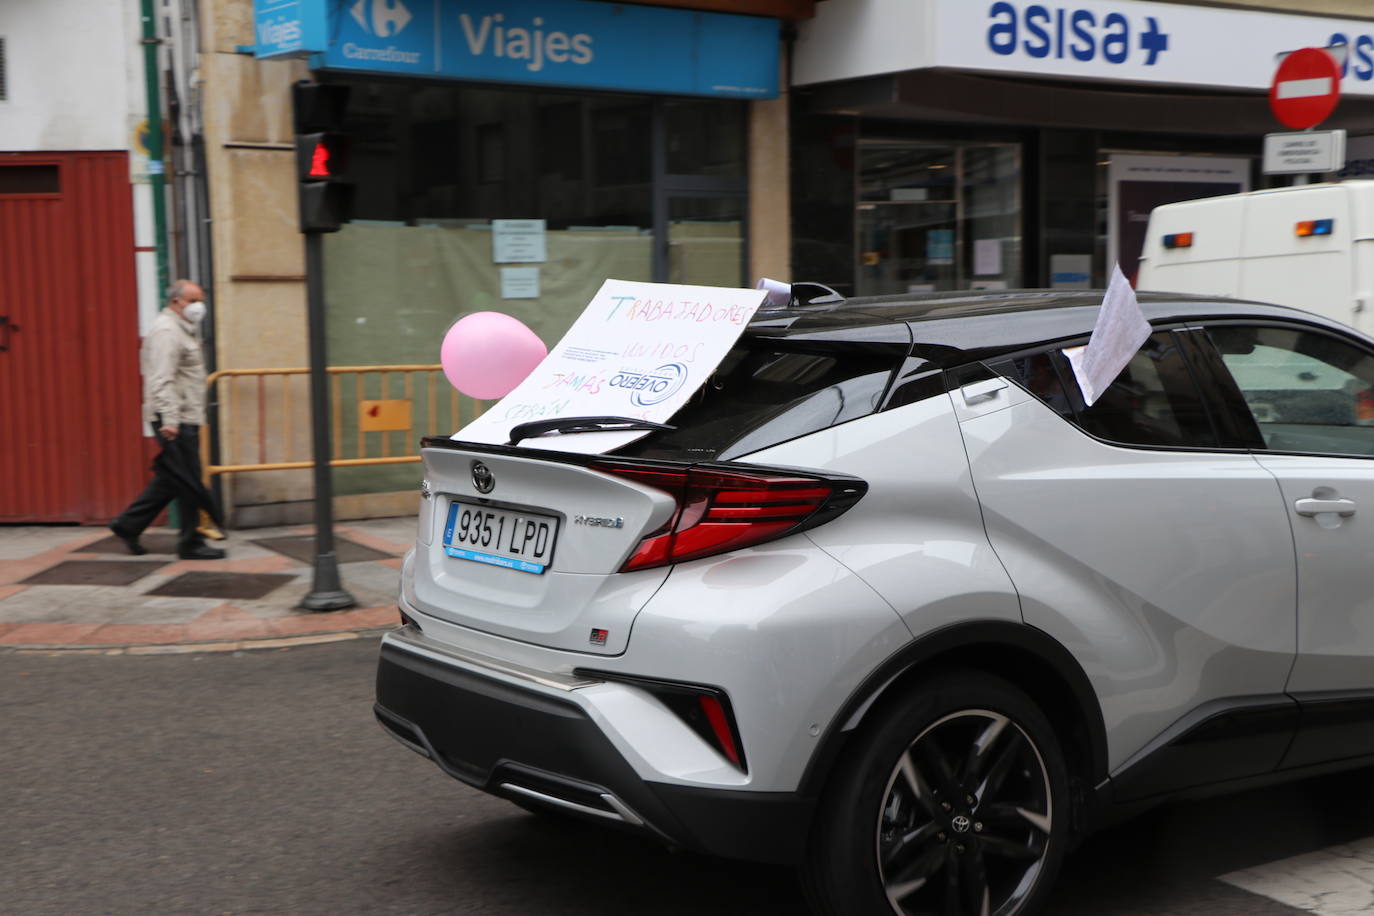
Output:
[141, 0, 174, 530]
[141, 0, 170, 298]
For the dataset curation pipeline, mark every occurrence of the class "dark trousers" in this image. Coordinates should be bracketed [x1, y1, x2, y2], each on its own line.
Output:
[111, 424, 204, 551]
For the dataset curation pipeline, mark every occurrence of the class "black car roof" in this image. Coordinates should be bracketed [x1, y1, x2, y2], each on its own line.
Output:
[749, 288, 1363, 368]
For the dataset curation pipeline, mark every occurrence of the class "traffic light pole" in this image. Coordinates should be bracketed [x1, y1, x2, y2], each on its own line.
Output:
[300, 230, 355, 612]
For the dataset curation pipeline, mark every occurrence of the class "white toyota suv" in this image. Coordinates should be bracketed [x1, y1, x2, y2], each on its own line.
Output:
[376, 287, 1374, 915]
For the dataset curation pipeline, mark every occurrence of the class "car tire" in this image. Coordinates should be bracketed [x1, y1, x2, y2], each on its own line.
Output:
[805, 669, 1070, 916]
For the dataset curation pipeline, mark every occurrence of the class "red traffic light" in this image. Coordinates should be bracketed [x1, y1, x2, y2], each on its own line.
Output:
[309, 142, 332, 178]
[296, 132, 351, 182]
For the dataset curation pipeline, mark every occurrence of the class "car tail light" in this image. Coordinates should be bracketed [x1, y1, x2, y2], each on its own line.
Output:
[587, 461, 867, 572]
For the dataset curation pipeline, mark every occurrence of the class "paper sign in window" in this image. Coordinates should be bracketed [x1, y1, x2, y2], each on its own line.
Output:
[500, 266, 540, 299]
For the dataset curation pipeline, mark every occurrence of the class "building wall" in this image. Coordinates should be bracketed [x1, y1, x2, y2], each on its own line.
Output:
[198, 1, 316, 524]
[750, 50, 791, 284]
[0, 0, 157, 323]
[0, 0, 139, 151]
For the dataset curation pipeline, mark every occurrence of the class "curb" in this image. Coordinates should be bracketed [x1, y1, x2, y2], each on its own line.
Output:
[2, 626, 395, 656]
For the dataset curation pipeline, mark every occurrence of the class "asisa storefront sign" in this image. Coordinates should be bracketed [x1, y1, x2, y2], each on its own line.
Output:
[255, 0, 779, 99]
[793, 0, 1374, 98]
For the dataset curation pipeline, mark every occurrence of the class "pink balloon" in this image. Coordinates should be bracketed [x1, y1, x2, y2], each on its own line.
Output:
[440, 312, 547, 400]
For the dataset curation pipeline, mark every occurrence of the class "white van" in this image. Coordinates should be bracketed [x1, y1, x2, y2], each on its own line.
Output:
[1137, 181, 1374, 334]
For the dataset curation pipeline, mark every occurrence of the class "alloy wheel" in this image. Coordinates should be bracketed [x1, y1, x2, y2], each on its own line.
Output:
[875, 708, 1054, 916]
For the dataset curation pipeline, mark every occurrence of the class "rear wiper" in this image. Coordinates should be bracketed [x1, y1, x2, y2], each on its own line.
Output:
[507, 416, 676, 446]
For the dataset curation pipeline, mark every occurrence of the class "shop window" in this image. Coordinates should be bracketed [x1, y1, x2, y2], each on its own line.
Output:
[665, 99, 744, 178]
[859, 145, 955, 203]
[855, 141, 1020, 297]
[477, 123, 505, 184]
[594, 103, 652, 187]
[669, 196, 744, 288]
[538, 103, 582, 180]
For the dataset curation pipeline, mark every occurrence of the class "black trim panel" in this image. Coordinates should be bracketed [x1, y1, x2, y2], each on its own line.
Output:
[1284, 695, 1374, 769]
[375, 641, 812, 864]
[1109, 699, 1299, 802]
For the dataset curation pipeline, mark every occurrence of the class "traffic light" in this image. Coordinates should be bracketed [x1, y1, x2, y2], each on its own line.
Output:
[293, 81, 354, 233]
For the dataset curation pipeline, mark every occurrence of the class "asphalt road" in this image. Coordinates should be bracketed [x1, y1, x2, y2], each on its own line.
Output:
[4, 636, 1365, 915]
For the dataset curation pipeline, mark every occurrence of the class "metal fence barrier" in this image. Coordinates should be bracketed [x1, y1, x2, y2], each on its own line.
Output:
[201, 364, 486, 480]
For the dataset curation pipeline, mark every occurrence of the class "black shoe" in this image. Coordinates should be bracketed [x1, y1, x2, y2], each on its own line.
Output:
[108, 524, 147, 556]
[178, 544, 226, 560]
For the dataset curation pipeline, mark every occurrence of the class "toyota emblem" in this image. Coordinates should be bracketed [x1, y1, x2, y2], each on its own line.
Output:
[471, 460, 495, 494]
[951, 814, 972, 834]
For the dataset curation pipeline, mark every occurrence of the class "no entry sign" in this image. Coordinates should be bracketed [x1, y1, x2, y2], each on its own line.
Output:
[1270, 47, 1341, 130]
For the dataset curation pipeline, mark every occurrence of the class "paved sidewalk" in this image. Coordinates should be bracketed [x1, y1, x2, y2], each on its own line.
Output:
[0, 517, 415, 652]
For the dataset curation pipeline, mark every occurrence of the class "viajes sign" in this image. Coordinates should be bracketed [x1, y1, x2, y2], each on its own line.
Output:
[253, 0, 329, 58]
[255, 0, 779, 100]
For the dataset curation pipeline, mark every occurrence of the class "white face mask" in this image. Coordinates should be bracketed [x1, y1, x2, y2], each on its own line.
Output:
[183, 301, 207, 323]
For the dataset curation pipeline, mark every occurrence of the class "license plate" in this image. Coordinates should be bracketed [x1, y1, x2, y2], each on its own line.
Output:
[442, 501, 559, 575]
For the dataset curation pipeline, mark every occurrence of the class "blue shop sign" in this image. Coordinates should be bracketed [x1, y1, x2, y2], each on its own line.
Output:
[256, 0, 778, 99]
[253, 0, 329, 58]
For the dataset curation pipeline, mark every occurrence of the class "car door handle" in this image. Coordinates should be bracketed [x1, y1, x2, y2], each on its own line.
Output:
[1295, 497, 1357, 518]
[961, 378, 1008, 406]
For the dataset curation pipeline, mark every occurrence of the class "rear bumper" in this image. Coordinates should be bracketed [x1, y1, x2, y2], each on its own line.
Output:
[374, 631, 814, 864]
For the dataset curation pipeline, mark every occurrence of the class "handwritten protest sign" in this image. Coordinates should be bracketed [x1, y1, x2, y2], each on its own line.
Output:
[454, 279, 767, 453]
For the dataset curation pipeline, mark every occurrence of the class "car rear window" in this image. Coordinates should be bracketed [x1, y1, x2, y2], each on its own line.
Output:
[615, 339, 904, 461]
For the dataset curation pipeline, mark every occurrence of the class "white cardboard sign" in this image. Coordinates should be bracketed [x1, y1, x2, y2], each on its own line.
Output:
[455, 279, 766, 453]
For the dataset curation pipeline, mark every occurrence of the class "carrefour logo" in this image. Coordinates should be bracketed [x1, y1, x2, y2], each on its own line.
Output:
[986, 2, 1170, 66]
[342, 0, 421, 64]
[350, 0, 412, 36]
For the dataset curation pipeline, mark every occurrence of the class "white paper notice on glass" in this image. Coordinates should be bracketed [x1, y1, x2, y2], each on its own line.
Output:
[454, 279, 767, 453]
[1063, 263, 1151, 407]
[974, 239, 1002, 276]
[500, 266, 540, 299]
[492, 219, 547, 263]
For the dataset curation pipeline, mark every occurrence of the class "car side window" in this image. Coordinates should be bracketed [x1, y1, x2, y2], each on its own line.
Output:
[1206, 325, 1374, 457]
[990, 331, 1217, 448]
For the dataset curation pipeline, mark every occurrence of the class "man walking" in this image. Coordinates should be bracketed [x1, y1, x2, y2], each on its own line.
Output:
[109, 279, 226, 560]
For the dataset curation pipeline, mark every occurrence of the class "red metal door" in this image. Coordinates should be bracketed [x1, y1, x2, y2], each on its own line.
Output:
[0, 152, 145, 522]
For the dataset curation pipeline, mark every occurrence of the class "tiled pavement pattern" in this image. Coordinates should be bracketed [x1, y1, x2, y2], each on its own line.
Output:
[0, 517, 415, 649]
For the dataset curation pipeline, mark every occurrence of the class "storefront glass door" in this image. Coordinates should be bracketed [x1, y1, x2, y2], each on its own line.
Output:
[667, 195, 746, 288]
[855, 141, 1021, 296]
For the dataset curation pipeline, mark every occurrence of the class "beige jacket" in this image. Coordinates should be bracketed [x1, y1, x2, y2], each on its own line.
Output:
[141, 308, 206, 429]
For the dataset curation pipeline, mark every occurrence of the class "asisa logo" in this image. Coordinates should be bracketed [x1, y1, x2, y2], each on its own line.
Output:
[459, 13, 595, 72]
[985, 2, 1170, 66]
[349, 0, 412, 38]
